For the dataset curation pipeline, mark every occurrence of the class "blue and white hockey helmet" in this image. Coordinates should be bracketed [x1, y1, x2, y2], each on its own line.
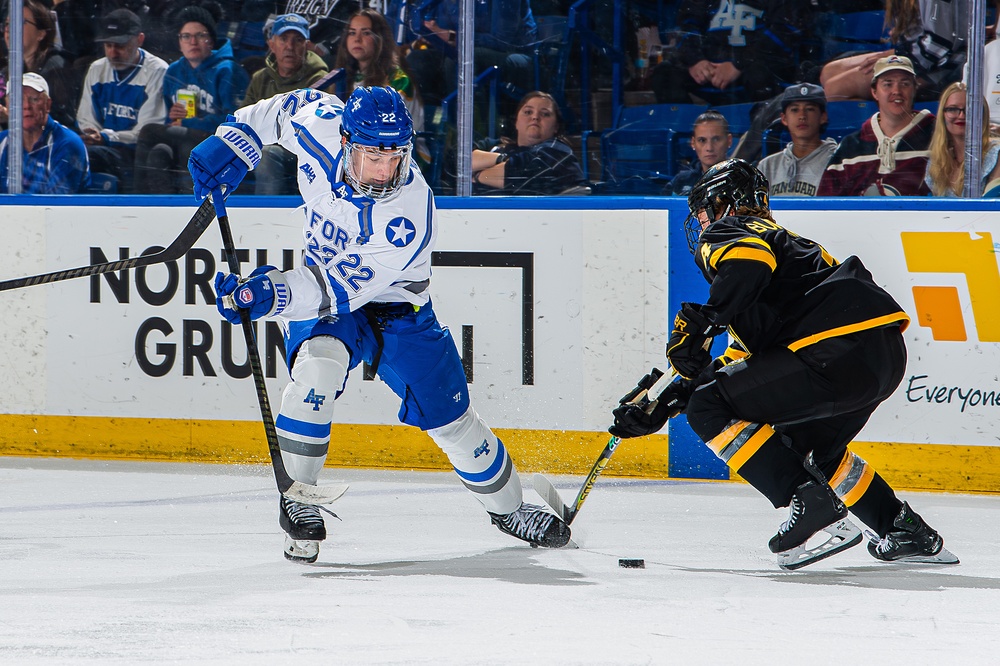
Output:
[340, 86, 413, 199]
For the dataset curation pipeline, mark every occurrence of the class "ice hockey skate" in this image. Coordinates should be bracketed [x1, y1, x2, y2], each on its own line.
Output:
[279, 496, 327, 563]
[769, 479, 862, 570]
[489, 502, 572, 548]
[867, 502, 959, 564]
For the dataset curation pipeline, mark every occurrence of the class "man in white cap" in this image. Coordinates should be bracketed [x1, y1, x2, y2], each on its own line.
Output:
[0, 73, 90, 193]
[818, 55, 933, 196]
[757, 82, 838, 196]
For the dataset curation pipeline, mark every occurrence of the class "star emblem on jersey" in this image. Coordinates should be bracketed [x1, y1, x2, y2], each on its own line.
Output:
[386, 217, 416, 247]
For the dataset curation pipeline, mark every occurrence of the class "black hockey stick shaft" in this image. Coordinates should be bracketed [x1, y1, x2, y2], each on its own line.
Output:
[217, 211, 297, 496]
[0, 198, 216, 292]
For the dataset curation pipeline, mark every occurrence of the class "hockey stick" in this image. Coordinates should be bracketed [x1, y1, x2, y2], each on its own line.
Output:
[215, 197, 348, 505]
[533, 436, 622, 525]
[532, 371, 674, 525]
[0, 198, 216, 292]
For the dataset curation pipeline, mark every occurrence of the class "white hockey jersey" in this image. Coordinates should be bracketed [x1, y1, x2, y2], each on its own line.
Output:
[234, 89, 436, 321]
[76, 48, 168, 146]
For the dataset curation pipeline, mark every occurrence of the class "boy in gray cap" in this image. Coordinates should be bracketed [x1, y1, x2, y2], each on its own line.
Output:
[757, 83, 838, 196]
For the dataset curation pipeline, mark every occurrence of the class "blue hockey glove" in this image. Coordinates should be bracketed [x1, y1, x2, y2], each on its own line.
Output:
[214, 266, 288, 323]
[188, 119, 263, 201]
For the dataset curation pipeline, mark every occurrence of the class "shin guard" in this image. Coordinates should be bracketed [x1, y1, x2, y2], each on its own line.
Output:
[428, 405, 523, 515]
[828, 449, 902, 536]
[275, 336, 349, 485]
[706, 420, 809, 508]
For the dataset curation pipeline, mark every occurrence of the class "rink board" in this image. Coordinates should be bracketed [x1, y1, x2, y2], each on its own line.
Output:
[0, 196, 997, 493]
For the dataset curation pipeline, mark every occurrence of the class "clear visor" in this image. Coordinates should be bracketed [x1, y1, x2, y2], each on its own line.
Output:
[344, 142, 411, 199]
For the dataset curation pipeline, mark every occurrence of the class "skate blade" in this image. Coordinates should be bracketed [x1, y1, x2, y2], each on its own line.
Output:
[777, 518, 863, 571]
[891, 547, 960, 565]
[283, 537, 319, 564]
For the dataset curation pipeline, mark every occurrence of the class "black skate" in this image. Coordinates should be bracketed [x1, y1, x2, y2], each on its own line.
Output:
[489, 502, 572, 548]
[769, 480, 862, 570]
[867, 502, 959, 564]
[279, 496, 326, 564]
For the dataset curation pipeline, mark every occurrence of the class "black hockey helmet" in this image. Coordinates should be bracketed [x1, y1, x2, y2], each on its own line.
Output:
[684, 158, 770, 253]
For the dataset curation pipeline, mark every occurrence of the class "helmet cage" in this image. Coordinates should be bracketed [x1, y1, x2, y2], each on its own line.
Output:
[343, 141, 412, 200]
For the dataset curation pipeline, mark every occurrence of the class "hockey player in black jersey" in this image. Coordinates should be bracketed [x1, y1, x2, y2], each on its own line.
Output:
[611, 158, 957, 569]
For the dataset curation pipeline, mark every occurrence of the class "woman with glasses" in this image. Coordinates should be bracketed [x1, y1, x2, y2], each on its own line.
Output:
[0, 0, 75, 128]
[133, 4, 248, 193]
[925, 81, 1000, 197]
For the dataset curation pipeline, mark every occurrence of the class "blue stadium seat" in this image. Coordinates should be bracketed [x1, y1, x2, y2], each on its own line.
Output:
[824, 100, 879, 139]
[85, 172, 118, 194]
[597, 103, 708, 192]
[821, 11, 889, 61]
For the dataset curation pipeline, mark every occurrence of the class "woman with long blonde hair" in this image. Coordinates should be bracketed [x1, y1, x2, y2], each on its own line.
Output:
[925, 82, 1000, 197]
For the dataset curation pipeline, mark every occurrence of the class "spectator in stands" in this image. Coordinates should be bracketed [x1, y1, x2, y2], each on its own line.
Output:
[757, 83, 838, 197]
[243, 13, 329, 195]
[404, 0, 537, 108]
[77, 8, 168, 193]
[983, 35, 1000, 127]
[471, 90, 586, 195]
[0, 1, 75, 128]
[666, 111, 732, 196]
[252, 0, 362, 66]
[0, 73, 90, 194]
[650, 0, 806, 106]
[818, 56, 933, 196]
[335, 8, 423, 134]
[821, 0, 969, 102]
[134, 4, 248, 194]
[925, 82, 1000, 197]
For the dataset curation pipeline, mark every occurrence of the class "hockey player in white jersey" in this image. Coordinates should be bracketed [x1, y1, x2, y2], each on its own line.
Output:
[188, 85, 571, 562]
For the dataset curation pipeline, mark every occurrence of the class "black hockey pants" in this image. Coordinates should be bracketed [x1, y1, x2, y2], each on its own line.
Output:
[685, 324, 907, 534]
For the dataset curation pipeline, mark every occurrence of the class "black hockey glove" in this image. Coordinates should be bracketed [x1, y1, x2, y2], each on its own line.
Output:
[609, 369, 691, 439]
[666, 302, 724, 380]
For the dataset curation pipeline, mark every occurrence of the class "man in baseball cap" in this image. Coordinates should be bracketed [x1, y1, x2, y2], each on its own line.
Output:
[76, 7, 168, 191]
[0, 73, 91, 193]
[870, 55, 916, 83]
[268, 13, 311, 40]
[780, 82, 827, 113]
[818, 53, 932, 196]
[758, 82, 837, 196]
[95, 8, 142, 44]
[241, 12, 327, 195]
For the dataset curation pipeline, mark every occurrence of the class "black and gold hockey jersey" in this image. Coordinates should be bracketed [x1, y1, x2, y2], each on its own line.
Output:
[694, 215, 909, 354]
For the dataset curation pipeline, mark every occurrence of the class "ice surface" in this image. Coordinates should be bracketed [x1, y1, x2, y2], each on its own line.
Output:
[2, 458, 998, 664]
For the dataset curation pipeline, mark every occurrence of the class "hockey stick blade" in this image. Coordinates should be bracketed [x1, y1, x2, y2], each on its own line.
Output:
[0, 198, 216, 292]
[532, 473, 574, 524]
[283, 481, 350, 505]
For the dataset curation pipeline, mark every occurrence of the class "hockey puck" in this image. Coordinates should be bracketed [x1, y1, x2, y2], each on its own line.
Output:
[618, 558, 645, 569]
